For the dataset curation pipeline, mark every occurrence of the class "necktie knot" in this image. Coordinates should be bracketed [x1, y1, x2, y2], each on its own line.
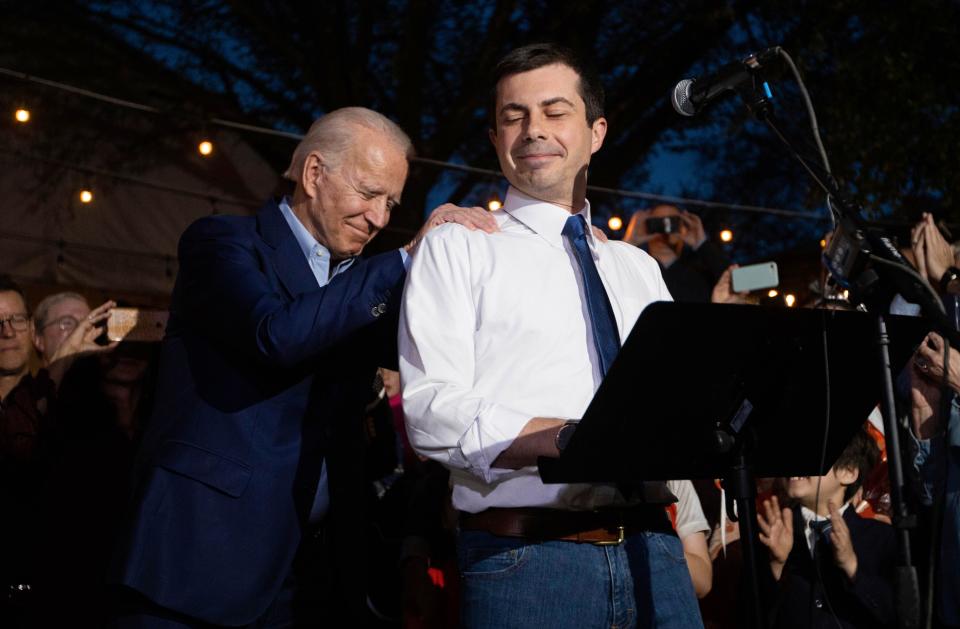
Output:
[562, 214, 587, 240]
[810, 519, 833, 546]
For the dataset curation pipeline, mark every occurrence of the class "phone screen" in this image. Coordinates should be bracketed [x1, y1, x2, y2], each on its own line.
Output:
[106, 308, 168, 342]
[731, 262, 779, 293]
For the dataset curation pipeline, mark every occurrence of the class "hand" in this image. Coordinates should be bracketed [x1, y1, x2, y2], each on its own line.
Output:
[915, 331, 960, 393]
[624, 209, 652, 246]
[912, 213, 955, 286]
[917, 213, 955, 286]
[47, 301, 119, 386]
[827, 500, 858, 580]
[757, 495, 793, 580]
[405, 203, 498, 254]
[707, 520, 740, 561]
[591, 225, 608, 243]
[910, 353, 945, 439]
[711, 265, 752, 304]
[679, 210, 707, 249]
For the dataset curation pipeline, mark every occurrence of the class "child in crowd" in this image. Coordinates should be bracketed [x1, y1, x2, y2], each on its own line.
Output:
[756, 426, 895, 628]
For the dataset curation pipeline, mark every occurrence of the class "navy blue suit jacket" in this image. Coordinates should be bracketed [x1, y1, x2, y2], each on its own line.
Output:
[763, 507, 896, 629]
[111, 200, 406, 625]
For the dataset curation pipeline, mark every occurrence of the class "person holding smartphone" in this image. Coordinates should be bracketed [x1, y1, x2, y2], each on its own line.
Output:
[624, 204, 730, 303]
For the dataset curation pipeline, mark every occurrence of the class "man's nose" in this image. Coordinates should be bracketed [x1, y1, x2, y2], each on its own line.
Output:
[523, 112, 548, 141]
[365, 199, 390, 231]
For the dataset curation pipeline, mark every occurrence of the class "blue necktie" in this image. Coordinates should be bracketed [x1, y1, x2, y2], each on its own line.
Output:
[563, 215, 620, 376]
[810, 520, 833, 548]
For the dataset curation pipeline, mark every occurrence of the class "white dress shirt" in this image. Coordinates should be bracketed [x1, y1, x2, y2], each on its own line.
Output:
[399, 187, 672, 513]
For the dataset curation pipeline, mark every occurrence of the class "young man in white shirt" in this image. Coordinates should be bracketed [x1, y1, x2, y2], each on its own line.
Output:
[399, 43, 702, 628]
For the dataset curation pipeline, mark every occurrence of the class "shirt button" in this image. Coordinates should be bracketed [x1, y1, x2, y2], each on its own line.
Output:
[371, 306, 380, 317]
[377, 303, 387, 314]
[814, 599, 823, 609]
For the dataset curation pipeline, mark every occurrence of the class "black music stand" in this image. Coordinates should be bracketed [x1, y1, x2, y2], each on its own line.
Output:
[539, 302, 928, 629]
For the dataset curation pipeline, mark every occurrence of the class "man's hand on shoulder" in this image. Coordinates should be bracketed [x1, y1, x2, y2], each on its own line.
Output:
[405, 203, 499, 255]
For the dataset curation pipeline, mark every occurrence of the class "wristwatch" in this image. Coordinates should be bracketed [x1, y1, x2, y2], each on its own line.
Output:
[940, 266, 960, 293]
[555, 420, 579, 454]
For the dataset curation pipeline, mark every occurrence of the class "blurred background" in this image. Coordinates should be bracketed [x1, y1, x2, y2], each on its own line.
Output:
[2, 0, 958, 308]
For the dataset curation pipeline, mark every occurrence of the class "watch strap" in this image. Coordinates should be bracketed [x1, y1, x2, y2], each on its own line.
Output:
[940, 266, 960, 292]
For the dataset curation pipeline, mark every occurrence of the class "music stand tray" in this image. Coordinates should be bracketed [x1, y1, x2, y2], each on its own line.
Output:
[539, 302, 927, 485]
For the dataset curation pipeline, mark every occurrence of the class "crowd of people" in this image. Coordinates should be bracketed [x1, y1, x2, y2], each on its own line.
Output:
[2, 42, 959, 629]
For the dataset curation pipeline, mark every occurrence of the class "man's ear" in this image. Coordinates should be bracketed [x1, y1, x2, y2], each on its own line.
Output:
[488, 127, 497, 148]
[301, 152, 325, 200]
[32, 325, 44, 355]
[835, 465, 859, 487]
[590, 117, 607, 154]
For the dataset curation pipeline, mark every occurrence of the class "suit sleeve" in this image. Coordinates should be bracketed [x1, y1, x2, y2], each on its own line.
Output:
[177, 216, 405, 369]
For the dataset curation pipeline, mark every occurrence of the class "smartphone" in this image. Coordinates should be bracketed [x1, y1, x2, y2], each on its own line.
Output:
[106, 307, 168, 342]
[731, 262, 779, 293]
[646, 216, 683, 234]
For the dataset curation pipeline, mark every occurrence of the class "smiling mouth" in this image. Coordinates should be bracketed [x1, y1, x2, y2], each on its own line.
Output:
[346, 223, 371, 238]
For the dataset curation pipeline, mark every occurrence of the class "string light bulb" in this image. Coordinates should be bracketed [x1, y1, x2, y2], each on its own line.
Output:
[198, 140, 214, 156]
[820, 238, 827, 249]
[767, 289, 779, 298]
[79, 189, 94, 204]
[720, 229, 733, 243]
[785, 294, 796, 307]
[14, 108, 30, 123]
[487, 197, 502, 211]
[608, 216, 623, 231]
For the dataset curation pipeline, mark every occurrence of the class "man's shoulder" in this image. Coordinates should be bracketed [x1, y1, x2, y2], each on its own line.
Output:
[420, 221, 492, 252]
[605, 240, 660, 269]
[184, 214, 257, 234]
[183, 213, 257, 241]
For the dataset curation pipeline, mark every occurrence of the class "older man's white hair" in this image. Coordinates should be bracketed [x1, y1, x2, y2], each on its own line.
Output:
[283, 107, 414, 182]
[33, 291, 89, 329]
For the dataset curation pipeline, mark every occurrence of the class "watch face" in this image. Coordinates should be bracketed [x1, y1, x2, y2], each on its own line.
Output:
[557, 423, 577, 452]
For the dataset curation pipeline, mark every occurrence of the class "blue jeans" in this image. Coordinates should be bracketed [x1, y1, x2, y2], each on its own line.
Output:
[457, 529, 703, 628]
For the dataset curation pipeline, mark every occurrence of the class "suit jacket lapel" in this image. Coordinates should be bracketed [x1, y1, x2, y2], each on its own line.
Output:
[257, 199, 320, 299]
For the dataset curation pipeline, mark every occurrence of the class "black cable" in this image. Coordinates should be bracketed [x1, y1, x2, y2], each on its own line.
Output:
[810, 310, 845, 629]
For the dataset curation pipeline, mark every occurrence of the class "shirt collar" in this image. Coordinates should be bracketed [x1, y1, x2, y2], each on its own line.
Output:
[502, 186, 596, 249]
[278, 196, 355, 283]
[800, 502, 848, 527]
[279, 196, 325, 261]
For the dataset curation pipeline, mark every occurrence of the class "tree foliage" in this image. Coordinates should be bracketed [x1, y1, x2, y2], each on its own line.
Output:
[2, 0, 958, 262]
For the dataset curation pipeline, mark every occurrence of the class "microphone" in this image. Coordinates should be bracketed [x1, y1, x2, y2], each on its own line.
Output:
[671, 48, 779, 117]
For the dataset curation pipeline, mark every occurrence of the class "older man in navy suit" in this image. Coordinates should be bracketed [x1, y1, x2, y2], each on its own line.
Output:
[110, 107, 496, 628]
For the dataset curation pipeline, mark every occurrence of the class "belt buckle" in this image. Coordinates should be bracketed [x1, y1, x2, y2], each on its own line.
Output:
[593, 525, 625, 546]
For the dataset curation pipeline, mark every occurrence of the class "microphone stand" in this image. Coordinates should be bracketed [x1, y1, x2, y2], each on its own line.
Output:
[757, 105, 927, 629]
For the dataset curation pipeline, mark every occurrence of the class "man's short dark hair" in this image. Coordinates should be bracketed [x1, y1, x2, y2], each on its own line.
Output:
[0, 274, 26, 304]
[834, 426, 881, 502]
[490, 43, 605, 129]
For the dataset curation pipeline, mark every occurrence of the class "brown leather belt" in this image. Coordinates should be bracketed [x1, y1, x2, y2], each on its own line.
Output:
[459, 506, 673, 545]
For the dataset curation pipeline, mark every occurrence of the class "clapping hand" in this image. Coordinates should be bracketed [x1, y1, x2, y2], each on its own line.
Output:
[757, 495, 794, 580]
[911, 212, 955, 287]
[827, 500, 858, 580]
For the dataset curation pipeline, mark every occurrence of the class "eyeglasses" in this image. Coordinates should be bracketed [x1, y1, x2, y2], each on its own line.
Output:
[41, 315, 80, 333]
[0, 314, 29, 333]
